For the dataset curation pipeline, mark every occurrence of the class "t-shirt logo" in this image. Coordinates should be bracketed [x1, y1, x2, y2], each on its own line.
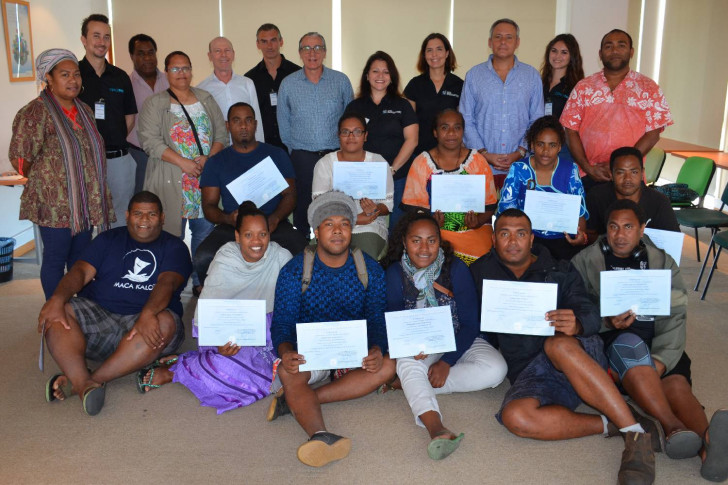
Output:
[121, 249, 157, 283]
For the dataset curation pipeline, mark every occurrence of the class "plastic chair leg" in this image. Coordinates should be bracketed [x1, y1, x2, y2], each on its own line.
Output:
[700, 246, 723, 300]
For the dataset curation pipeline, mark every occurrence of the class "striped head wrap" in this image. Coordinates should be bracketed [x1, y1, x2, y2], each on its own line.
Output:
[36, 48, 78, 82]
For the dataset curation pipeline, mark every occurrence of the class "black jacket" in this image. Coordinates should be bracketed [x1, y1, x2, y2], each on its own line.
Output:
[470, 245, 600, 383]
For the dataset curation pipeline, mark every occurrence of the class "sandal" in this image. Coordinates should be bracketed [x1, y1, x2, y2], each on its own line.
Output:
[702, 409, 728, 482]
[377, 375, 400, 394]
[82, 384, 106, 416]
[45, 373, 73, 402]
[427, 433, 464, 460]
[136, 356, 178, 393]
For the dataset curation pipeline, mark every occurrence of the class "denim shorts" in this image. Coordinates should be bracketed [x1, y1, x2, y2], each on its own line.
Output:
[496, 334, 607, 424]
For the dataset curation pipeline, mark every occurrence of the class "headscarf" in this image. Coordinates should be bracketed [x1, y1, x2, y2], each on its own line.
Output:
[36, 48, 78, 83]
[401, 247, 445, 308]
[36, 48, 111, 234]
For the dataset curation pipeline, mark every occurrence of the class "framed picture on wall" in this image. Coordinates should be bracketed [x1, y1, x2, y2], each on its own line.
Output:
[2, 0, 34, 82]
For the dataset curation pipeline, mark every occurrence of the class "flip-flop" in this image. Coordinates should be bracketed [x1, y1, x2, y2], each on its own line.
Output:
[82, 384, 106, 416]
[665, 429, 702, 459]
[427, 433, 464, 460]
[702, 409, 728, 482]
[45, 373, 73, 402]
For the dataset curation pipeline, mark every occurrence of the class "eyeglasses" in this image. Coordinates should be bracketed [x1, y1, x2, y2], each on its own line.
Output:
[299, 45, 325, 53]
[168, 66, 191, 74]
[339, 128, 365, 137]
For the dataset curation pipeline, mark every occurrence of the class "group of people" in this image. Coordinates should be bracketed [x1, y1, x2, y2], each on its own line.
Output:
[8, 12, 727, 485]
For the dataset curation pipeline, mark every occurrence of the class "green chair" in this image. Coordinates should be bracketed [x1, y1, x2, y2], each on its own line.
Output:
[671, 156, 716, 208]
[694, 230, 728, 300]
[676, 181, 728, 262]
[644, 146, 666, 186]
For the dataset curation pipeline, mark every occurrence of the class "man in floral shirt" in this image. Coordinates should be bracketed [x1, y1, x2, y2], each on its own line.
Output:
[560, 29, 673, 190]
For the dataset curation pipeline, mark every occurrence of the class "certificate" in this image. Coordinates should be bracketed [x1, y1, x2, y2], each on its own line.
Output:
[600, 270, 671, 316]
[197, 299, 267, 346]
[297, 320, 369, 371]
[523, 191, 581, 234]
[333, 161, 388, 199]
[225, 156, 289, 208]
[644, 228, 684, 266]
[481, 280, 558, 336]
[430, 174, 485, 213]
[385, 306, 457, 359]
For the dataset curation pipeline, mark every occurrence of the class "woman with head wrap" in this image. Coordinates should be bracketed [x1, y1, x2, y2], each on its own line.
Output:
[9, 49, 114, 299]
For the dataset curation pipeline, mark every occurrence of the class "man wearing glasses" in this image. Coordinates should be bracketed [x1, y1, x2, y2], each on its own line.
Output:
[277, 32, 354, 238]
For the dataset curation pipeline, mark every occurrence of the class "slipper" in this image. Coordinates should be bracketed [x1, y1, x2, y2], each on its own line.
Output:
[296, 432, 351, 467]
[665, 429, 702, 459]
[702, 409, 728, 482]
[82, 384, 106, 416]
[427, 433, 464, 460]
[45, 373, 73, 402]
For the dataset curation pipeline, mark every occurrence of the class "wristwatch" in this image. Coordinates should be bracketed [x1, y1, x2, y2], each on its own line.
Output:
[517, 147, 527, 158]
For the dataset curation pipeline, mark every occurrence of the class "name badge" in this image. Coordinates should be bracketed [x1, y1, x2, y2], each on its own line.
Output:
[269, 92, 278, 107]
[95, 99, 105, 120]
[544, 102, 553, 117]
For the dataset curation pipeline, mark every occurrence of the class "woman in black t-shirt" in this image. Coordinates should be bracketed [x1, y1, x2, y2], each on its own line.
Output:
[404, 33, 463, 155]
[346, 51, 418, 230]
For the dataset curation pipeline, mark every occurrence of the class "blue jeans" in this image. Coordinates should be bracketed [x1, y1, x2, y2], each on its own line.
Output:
[389, 177, 407, 232]
[181, 217, 214, 287]
[38, 227, 93, 299]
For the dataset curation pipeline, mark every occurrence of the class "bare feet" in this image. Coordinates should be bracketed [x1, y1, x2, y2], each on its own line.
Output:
[377, 376, 401, 394]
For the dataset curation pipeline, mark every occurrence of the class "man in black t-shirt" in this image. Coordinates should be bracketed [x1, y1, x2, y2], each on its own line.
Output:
[573, 199, 728, 481]
[586, 146, 679, 240]
[244, 23, 301, 151]
[38, 191, 191, 417]
[78, 14, 138, 229]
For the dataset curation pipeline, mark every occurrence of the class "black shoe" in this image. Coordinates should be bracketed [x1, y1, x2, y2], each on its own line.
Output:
[266, 388, 290, 422]
[297, 432, 351, 467]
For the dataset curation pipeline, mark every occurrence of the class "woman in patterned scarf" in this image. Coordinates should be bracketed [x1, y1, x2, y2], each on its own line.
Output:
[401, 108, 497, 265]
[9, 48, 114, 299]
[381, 211, 506, 460]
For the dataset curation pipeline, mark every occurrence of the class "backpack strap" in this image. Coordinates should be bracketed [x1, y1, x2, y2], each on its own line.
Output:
[301, 245, 316, 294]
[301, 245, 369, 293]
[350, 247, 368, 290]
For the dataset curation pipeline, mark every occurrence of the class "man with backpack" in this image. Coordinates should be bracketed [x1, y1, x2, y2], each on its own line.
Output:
[269, 190, 395, 467]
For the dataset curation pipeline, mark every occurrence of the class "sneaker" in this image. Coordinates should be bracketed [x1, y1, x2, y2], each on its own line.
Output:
[297, 431, 351, 467]
[618, 431, 655, 485]
[266, 388, 290, 422]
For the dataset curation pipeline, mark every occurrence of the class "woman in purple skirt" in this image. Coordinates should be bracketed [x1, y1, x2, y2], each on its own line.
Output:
[138, 201, 292, 414]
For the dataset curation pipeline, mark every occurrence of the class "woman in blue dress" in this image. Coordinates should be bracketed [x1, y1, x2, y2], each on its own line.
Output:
[497, 116, 588, 260]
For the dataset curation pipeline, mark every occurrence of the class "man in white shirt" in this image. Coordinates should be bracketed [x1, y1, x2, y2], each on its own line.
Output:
[127, 33, 168, 194]
[197, 37, 264, 141]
